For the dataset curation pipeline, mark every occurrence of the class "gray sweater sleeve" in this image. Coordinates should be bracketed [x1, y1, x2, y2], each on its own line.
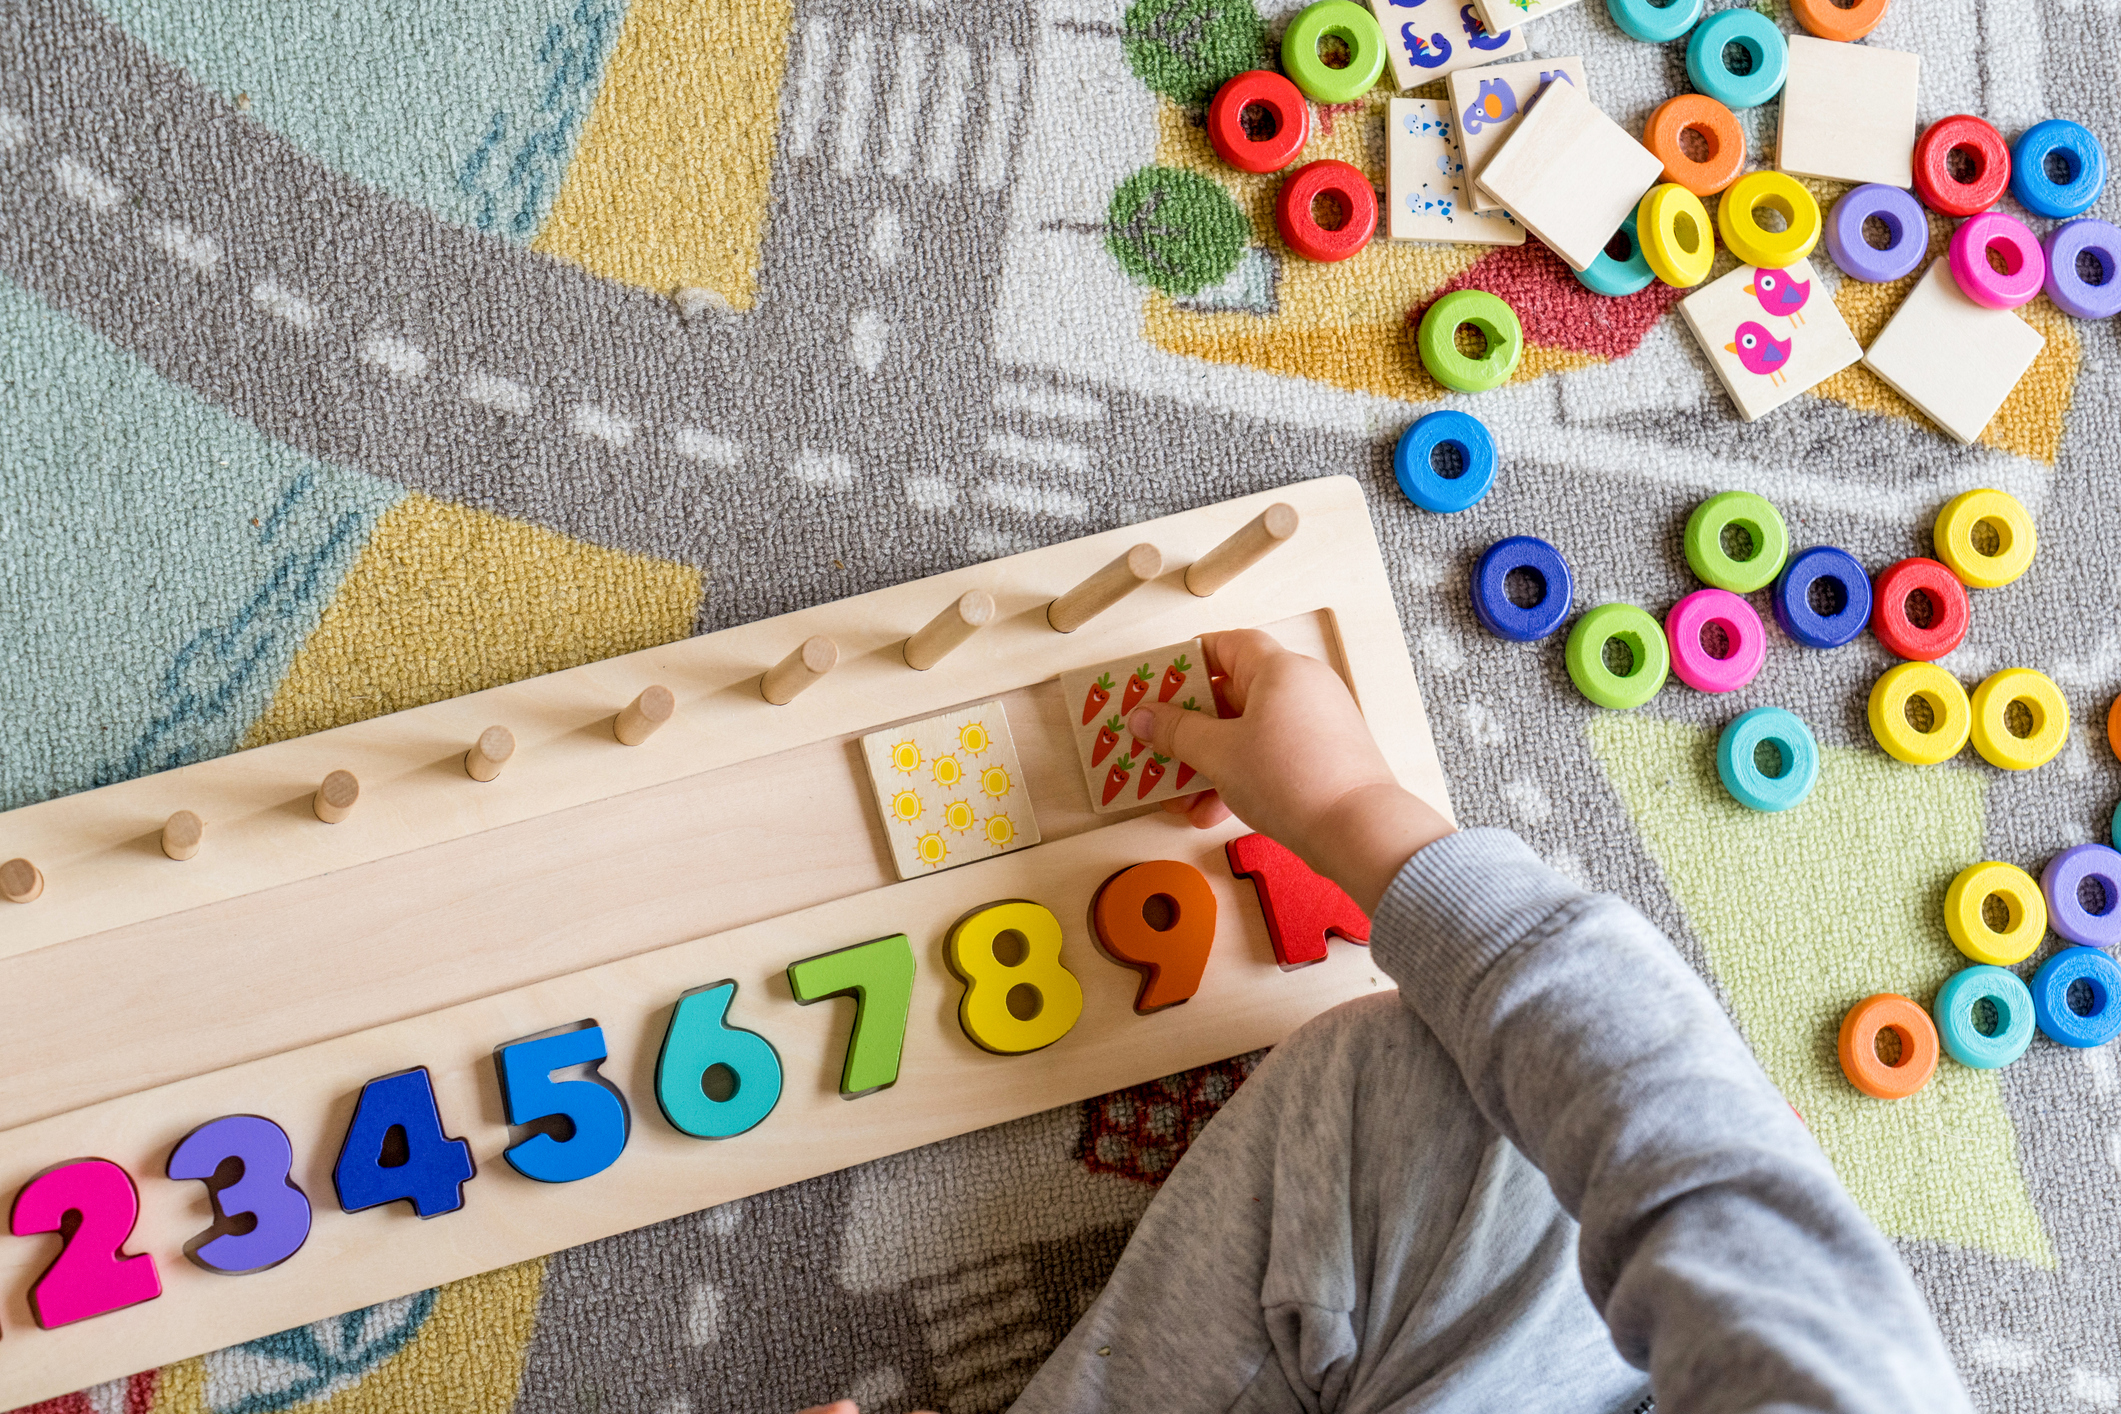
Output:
[1368, 828, 1972, 1413]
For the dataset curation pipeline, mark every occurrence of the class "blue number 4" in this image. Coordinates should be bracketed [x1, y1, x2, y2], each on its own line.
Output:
[494, 1023, 630, 1184]
[333, 1068, 476, 1218]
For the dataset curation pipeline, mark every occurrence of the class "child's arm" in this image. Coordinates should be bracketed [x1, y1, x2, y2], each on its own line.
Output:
[1127, 630, 1973, 1413]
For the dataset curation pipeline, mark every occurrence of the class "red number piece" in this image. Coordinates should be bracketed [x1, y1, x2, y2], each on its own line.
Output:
[10, 1158, 163, 1328]
[1093, 860, 1218, 1012]
[1225, 833, 1370, 968]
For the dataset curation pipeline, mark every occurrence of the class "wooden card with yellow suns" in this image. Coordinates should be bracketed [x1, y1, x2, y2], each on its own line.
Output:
[1060, 639, 1221, 814]
[860, 701, 1042, 879]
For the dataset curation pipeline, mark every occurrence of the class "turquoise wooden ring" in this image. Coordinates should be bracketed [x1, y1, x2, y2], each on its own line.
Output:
[1685, 10, 1788, 111]
[1716, 706, 1819, 812]
[1608, 0, 1703, 43]
[1575, 211, 1657, 296]
[1933, 964, 2036, 1069]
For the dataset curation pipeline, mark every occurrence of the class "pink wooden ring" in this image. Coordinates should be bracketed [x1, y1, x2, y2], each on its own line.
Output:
[1948, 212, 2047, 310]
[1665, 588, 1766, 693]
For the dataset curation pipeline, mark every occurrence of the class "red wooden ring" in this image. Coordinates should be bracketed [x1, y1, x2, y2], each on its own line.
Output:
[1207, 70, 1310, 175]
[1275, 160, 1377, 263]
[1913, 115, 2011, 217]
[1871, 557, 1971, 661]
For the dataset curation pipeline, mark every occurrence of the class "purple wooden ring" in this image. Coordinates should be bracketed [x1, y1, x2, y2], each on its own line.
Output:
[2043, 219, 2121, 320]
[2043, 843, 2121, 949]
[1825, 184, 1927, 283]
[1949, 212, 2046, 309]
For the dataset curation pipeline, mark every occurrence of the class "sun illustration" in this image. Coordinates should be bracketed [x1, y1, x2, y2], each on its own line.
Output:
[944, 799, 977, 832]
[984, 814, 1016, 848]
[932, 754, 962, 787]
[887, 740, 922, 773]
[980, 764, 1013, 798]
[891, 789, 923, 823]
[915, 831, 949, 867]
[958, 721, 991, 754]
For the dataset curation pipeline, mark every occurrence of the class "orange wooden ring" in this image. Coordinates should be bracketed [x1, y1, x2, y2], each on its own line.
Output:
[1789, 0, 1888, 42]
[1642, 95, 1746, 197]
[2110, 694, 2121, 761]
[1837, 994, 1938, 1100]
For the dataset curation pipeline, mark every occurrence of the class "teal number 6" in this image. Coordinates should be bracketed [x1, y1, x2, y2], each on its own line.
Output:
[655, 981, 783, 1139]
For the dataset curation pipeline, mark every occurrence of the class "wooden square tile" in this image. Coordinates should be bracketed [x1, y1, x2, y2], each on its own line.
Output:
[1777, 35, 1919, 187]
[1059, 640, 1222, 813]
[1473, 80, 1664, 271]
[1387, 97, 1526, 244]
[1444, 55, 1589, 212]
[1861, 259, 2045, 444]
[1467, 0, 1588, 35]
[861, 701, 1040, 878]
[1679, 257, 1863, 421]
[1367, 0, 1526, 91]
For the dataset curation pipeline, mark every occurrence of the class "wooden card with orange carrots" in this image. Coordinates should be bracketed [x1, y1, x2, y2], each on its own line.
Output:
[1060, 640, 1223, 813]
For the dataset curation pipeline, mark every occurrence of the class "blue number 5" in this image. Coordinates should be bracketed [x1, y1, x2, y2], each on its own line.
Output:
[495, 1024, 630, 1183]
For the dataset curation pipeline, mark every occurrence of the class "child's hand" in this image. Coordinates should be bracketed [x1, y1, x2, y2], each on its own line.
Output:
[1125, 629, 1453, 913]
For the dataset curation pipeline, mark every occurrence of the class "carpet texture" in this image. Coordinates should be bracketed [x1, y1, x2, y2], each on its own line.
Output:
[3, 0, 2119, 1407]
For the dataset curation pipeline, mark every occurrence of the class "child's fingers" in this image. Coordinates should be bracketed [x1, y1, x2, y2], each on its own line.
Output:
[1127, 701, 1229, 778]
[1199, 628, 1284, 713]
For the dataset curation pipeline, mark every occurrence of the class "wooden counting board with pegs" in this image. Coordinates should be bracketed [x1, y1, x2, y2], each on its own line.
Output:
[0, 476, 1449, 1405]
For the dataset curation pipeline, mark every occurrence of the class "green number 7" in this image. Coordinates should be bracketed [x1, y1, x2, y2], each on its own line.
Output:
[786, 933, 916, 1098]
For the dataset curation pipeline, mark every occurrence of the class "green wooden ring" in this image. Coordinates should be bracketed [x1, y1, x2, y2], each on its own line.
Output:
[1280, 0, 1387, 105]
[1565, 604, 1670, 710]
[1416, 290, 1523, 393]
[1684, 490, 1789, 592]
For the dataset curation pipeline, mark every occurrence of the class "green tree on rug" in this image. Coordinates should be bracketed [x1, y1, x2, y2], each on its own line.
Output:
[1122, 0, 1266, 105]
[1106, 167, 1251, 297]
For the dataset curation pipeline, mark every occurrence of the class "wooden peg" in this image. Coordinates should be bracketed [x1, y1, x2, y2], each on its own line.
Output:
[313, 770, 360, 824]
[465, 726, 516, 783]
[1, 857, 43, 904]
[762, 635, 838, 705]
[162, 810, 205, 862]
[1186, 503, 1299, 596]
[615, 686, 676, 745]
[1047, 544, 1162, 633]
[904, 589, 995, 671]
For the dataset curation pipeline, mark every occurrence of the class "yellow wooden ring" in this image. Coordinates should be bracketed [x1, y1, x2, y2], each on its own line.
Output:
[1934, 489, 2036, 589]
[1637, 183, 1715, 287]
[1716, 171, 1821, 269]
[1969, 668, 2070, 770]
[1943, 861, 2048, 965]
[1867, 662, 1970, 764]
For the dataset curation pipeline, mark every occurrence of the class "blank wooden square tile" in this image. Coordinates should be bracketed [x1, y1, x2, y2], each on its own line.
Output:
[1473, 80, 1663, 271]
[1468, 0, 1587, 35]
[1679, 257, 1862, 420]
[1368, 0, 1525, 91]
[1444, 55, 1587, 212]
[1861, 259, 2045, 444]
[861, 701, 1040, 878]
[1059, 641, 1222, 813]
[1777, 35, 1919, 187]
[1387, 98, 1526, 244]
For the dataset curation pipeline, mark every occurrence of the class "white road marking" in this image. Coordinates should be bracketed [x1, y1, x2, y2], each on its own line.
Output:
[148, 220, 222, 275]
[571, 402, 638, 447]
[983, 431, 1091, 475]
[461, 371, 534, 414]
[1461, 700, 1507, 747]
[2106, 1131, 2121, 1176]
[925, 1287, 1041, 1351]
[786, 17, 833, 159]
[933, 1322, 1048, 1384]
[0, 110, 28, 150]
[53, 156, 122, 210]
[249, 276, 320, 329]
[1502, 776, 1553, 824]
[850, 308, 889, 373]
[978, 479, 1086, 519]
[925, 42, 972, 183]
[683, 1281, 722, 1347]
[2068, 1368, 2120, 1408]
[1419, 623, 1463, 671]
[792, 449, 857, 487]
[974, 48, 1023, 191]
[2086, 1046, 2118, 1095]
[357, 334, 429, 380]
[993, 382, 1103, 422]
[904, 475, 959, 510]
[869, 208, 907, 267]
[672, 428, 742, 467]
[833, 31, 877, 178]
[1969, 1335, 2041, 1371]
[81, 1379, 130, 1414]
[882, 32, 929, 178]
[841, 1368, 905, 1411]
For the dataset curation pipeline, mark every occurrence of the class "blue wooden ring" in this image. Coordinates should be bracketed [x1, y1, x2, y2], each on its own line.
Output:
[1933, 964, 2036, 1069]
[2032, 946, 2121, 1048]
[1393, 410, 1497, 513]
[1685, 10, 1787, 111]
[2010, 119, 2107, 219]
[1772, 545, 1872, 649]
[1574, 210, 1658, 296]
[1607, 0, 1703, 44]
[1716, 706, 1819, 812]
[1471, 536, 1573, 641]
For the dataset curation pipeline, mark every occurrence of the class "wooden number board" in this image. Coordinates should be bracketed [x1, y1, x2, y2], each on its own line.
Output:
[0, 476, 1450, 1404]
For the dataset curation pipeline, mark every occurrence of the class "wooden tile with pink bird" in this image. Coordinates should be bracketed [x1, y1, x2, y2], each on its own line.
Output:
[1678, 257, 1862, 421]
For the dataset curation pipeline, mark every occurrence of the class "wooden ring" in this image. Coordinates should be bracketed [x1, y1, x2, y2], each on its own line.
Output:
[1789, 0, 1888, 42]
[1642, 95, 1745, 197]
[1838, 994, 1938, 1099]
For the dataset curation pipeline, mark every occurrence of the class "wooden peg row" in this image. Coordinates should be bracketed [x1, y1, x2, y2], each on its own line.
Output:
[762, 635, 838, 705]
[1, 856, 43, 904]
[904, 589, 995, 671]
[162, 810, 204, 862]
[615, 685, 676, 746]
[1186, 503, 1298, 596]
[1048, 544, 1162, 633]
[314, 770, 360, 825]
[466, 726, 516, 783]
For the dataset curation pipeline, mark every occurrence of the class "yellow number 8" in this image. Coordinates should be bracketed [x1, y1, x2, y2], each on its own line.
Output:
[946, 900, 1085, 1054]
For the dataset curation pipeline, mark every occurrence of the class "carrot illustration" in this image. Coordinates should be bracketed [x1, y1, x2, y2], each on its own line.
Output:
[1091, 715, 1123, 766]
[1174, 760, 1198, 790]
[1137, 753, 1169, 798]
[1157, 654, 1191, 702]
[1119, 663, 1155, 715]
[1080, 673, 1114, 726]
[1102, 754, 1134, 805]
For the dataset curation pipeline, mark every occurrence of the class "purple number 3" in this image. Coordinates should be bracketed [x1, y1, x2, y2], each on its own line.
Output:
[167, 1115, 313, 1275]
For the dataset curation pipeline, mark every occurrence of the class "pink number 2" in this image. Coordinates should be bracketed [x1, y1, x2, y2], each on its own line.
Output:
[10, 1158, 163, 1328]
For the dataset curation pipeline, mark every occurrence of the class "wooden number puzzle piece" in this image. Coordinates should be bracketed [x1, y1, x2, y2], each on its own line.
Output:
[1473, 80, 1664, 272]
[1367, 0, 1525, 90]
[1059, 641, 1222, 813]
[860, 700, 1040, 879]
[167, 1115, 312, 1274]
[1775, 36, 1918, 188]
[946, 900, 1085, 1054]
[655, 981, 783, 1139]
[495, 1024, 631, 1184]
[1387, 98, 1525, 246]
[332, 1068, 476, 1218]
[1226, 833, 1370, 968]
[1678, 257, 1862, 422]
[11, 1158, 163, 1327]
[1860, 260, 2046, 445]
[786, 933, 917, 1096]
[1444, 55, 1588, 213]
[1093, 861, 1218, 1012]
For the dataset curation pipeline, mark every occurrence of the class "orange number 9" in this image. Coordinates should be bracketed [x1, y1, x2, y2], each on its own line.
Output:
[1093, 860, 1218, 1012]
